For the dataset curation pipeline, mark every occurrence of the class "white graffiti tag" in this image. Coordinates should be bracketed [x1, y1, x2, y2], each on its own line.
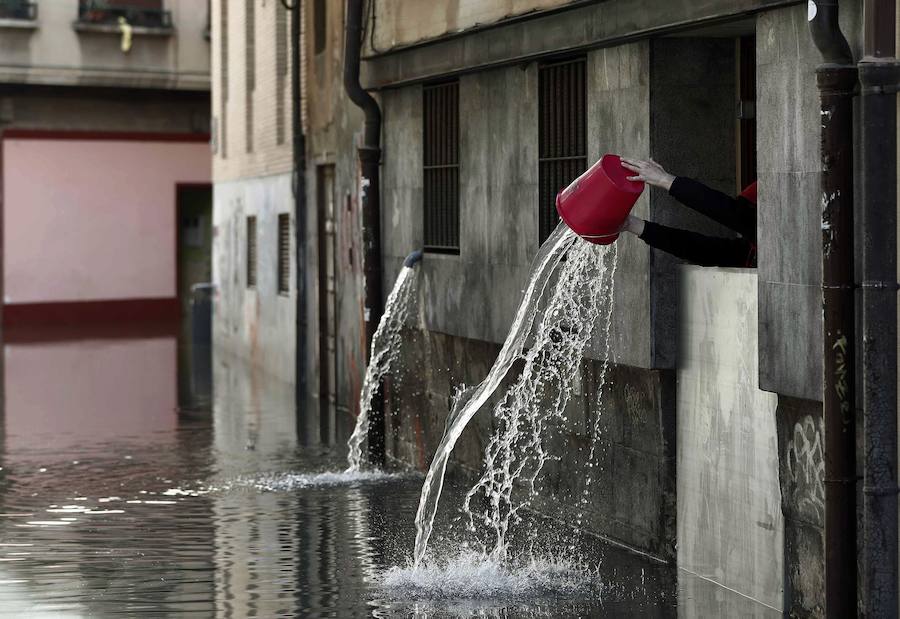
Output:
[786, 414, 825, 525]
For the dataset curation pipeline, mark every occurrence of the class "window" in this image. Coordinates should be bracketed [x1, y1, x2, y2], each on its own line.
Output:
[423, 80, 460, 254]
[278, 214, 290, 294]
[314, 0, 326, 54]
[0, 1, 37, 20]
[275, 0, 288, 145]
[245, 0, 255, 153]
[219, 0, 228, 158]
[538, 57, 587, 245]
[246, 216, 257, 288]
[77, 1, 170, 28]
[737, 35, 757, 190]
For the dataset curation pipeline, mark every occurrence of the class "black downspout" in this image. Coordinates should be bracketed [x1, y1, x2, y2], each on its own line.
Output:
[344, 0, 386, 465]
[859, 0, 899, 614]
[284, 0, 309, 437]
[809, 2, 858, 617]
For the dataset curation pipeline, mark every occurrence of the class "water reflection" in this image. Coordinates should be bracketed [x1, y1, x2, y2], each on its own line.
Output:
[0, 321, 779, 617]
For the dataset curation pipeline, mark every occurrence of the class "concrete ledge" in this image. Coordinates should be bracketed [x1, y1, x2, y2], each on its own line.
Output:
[361, 0, 803, 88]
[0, 18, 37, 30]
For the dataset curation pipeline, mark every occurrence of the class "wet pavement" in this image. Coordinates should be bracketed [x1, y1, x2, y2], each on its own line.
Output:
[0, 323, 780, 617]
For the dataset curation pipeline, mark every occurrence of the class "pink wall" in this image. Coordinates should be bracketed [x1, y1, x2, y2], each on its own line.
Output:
[3, 138, 211, 304]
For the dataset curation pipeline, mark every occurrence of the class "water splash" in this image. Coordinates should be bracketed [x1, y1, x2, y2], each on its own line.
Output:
[347, 265, 419, 472]
[461, 238, 618, 562]
[381, 550, 601, 600]
[413, 222, 595, 567]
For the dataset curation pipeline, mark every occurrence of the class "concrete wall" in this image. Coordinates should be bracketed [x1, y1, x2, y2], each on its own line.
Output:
[212, 173, 295, 384]
[368, 0, 574, 51]
[0, 0, 209, 91]
[212, 0, 294, 180]
[756, 2, 862, 400]
[3, 136, 211, 305]
[676, 267, 782, 612]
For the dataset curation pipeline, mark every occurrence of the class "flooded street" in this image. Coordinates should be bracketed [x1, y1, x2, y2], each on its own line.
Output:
[0, 324, 776, 618]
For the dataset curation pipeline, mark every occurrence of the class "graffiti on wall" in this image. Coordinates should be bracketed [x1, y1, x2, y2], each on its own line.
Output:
[785, 414, 825, 525]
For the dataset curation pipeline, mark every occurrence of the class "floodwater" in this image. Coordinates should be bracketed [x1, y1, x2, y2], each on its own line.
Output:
[0, 321, 780, 617]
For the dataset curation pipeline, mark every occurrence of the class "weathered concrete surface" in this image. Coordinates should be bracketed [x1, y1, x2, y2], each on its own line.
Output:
[212, 173, 296, 385]
[775, 396, 825, 618]
[676, 267, 782, 612]
[756, 2, 862, 400]
[362, 0, 802, 89]
[385, 323, 678, 560]
[381, 64, 537, 346]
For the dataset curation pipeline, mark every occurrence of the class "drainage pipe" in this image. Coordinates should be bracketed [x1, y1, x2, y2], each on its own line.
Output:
[809, 2, 857, 616]
[859, 0, 899, 613]
[344, 0, 386, 464]
[403, 249, 424, 268]
[282, 0, 309, 435]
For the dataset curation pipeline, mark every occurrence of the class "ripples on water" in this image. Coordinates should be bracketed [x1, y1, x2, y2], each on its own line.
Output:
[0, 324, 770, 617]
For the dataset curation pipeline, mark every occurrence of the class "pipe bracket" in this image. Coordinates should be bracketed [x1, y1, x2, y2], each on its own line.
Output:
[860, 280, 900, 290]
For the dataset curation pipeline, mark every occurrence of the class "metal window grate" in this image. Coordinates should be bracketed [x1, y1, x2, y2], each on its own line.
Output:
[247, 216, 257, 288]
[275, 0, 287, 145]
[314, 0, 326, 54]
[538, 57, 587, 245]
[245, 0, 255, 154]
[277, 213, 290, 294]
[423, 80, 460, 254]
[219, 0, 228, 158]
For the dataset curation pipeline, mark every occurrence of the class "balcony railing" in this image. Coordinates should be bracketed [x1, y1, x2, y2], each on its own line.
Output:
[78, 2, 172, 30]
[0, 0, 37, 21]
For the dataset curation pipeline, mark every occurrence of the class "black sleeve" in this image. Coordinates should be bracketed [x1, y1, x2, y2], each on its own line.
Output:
[669, 177, 756, 240]
[639, 221, 754, 268]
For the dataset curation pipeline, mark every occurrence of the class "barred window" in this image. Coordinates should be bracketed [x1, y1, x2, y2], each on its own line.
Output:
[538, 57, 587, 245]
[423, 80, 460, 254]
[245, 0, 255, 153]
[247, 216, 257, 288]
[277, 213, 290, 295]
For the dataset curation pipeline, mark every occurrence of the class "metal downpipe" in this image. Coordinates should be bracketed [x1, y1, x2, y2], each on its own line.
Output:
[859, 0, 899, 613]
[344, 0, 386, 465]
[281, 0, 309, 440]
[809, 2, 858, 616]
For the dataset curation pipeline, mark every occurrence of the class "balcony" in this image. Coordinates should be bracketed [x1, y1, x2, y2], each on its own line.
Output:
[75, 1, 173, 35]
[0, 0, 38, 28]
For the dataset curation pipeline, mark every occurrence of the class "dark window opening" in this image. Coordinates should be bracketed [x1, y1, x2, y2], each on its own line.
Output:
[423, 80, 460, 254]
[538, 56, 587, 245]
[278, 214, 290, 295]
[314, 0, 326, 54]
[219, 0, 228, 158]
[247, 216, 257, 288]
[245, 0, 255, 154]
[275, 0, 288, 145]
[77, 0, 171, 28]
[737, 35, 757, 190]
[0, 1, 37, 20]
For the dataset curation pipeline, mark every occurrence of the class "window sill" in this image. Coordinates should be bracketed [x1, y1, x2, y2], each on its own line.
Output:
[0, 18, 37, 30]
[73, 21, 174, 37]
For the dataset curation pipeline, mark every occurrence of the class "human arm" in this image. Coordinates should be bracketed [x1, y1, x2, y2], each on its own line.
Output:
[620, 216, 755, 268]
[621, 158, 755, 239]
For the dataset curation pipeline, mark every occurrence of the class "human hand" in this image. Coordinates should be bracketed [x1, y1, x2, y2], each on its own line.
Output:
[619, 214, 645, 237]
[620, 157, 675, 191]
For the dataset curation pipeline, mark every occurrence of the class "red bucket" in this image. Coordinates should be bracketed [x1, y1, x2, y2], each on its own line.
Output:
[555, 154, 645, 244]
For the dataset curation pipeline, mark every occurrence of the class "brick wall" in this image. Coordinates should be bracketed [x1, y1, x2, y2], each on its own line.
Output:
[212, 0, 301, 182]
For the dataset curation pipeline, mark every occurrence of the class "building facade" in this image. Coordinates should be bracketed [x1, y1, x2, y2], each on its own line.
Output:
[0, 0, 212, 330]
[213, 1, 883, 615]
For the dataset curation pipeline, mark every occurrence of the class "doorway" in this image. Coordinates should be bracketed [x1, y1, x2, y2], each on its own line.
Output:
[317, 166, 338, 444]
[176, 184, 213, 408]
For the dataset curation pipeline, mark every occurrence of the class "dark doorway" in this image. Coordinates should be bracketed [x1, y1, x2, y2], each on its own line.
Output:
[176, 184, 213, 409]
[317, 166, 337, 444]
